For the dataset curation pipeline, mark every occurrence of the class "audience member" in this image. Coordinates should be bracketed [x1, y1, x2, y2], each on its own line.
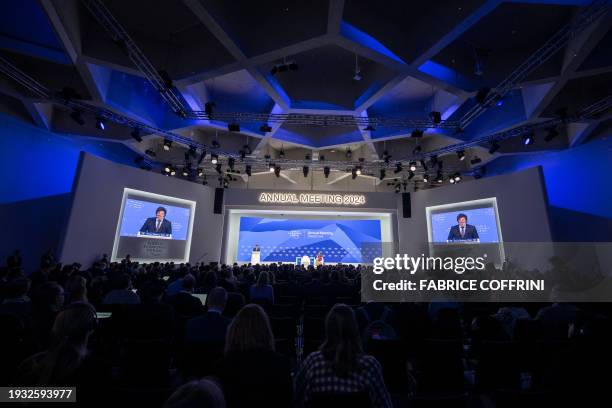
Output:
[164, 378, 226, 408]
[216, 304, 293, 408]
[295, 304, 392, 408]
[102, 273, 140, 305]
[249, 271, 274, 304]
[185, 287, 230, 343]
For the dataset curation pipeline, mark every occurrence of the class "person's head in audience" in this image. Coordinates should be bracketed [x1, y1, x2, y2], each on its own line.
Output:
[141, 281, 165, 303]
[32, 282, 64, 312]
[320, 304, 363, 377]
[3, 277, 30, 302]
[181, 274, 196, 293]
[256, 271, 269, 287]
[207, 286, 227, 313]
[225, 304, 274, 354]
[65, 275, 88, 304]
[164, 378, 226, 408]
[36, 303, 97, 385]
[115, 273, 132, 291]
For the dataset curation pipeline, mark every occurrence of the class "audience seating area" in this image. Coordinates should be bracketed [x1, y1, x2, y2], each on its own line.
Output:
[1, 251, 611, 407]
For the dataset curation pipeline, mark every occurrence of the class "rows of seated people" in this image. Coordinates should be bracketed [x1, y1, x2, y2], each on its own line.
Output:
[1, 250, 612, 407]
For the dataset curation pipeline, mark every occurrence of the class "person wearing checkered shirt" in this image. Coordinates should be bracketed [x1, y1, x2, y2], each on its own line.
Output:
[294, 304, 393, 408]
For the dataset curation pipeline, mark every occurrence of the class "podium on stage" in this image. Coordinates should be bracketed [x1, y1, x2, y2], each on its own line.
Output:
[251, 250, 261, 264]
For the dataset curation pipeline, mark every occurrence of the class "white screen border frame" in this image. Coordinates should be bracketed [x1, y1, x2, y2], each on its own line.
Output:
[425, 197, 505, 262]
[225, 209, 393, 265]
[111, 187, 197, 263]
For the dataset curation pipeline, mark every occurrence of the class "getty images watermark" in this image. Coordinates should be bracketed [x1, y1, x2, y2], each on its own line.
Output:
[360, 242, 612, 302]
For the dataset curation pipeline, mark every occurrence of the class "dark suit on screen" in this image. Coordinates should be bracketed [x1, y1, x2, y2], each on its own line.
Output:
[447, 224, 479, 241]
[140, 217, 172, 235]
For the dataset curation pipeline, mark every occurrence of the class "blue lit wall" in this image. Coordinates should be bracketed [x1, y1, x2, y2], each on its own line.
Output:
[485, 136, 612, 241]
[0, 114, 137, 269]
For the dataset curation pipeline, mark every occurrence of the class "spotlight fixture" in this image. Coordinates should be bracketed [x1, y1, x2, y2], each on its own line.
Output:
[182, 168, 189, 177]
[215, 163, 222, 174]
[305, 154, 311, 161]
[545, 127, 559, 142]
[240, 150, 246, 160]
[470, 157, 482, 165]
[394, 163, 403, 174]
[323, 166, 330, 178]
[70, 110, 85, 126]
[245, 165, 252, 177]
[303, 166, 309, 178]
[345, 148, 352, 159]
[488, 141, 500, 154]
[228, 123, 240, 132]
[457, 150, 465, 161]
[436, 172, 443, 183]
[228, 157, 235, 171]
[411, 129, 424, 138]
[163, 139, 172, 151]
[279, 149, 285, 159]
[259, 124, 272, 133]
[379, 169, 386, 181]
[450, 177, 456, 184]
[351, 168, 358, 180]
[243, 144, 252, 155]
[202, 178, 208, 186]
[409, 161, 417, 171]
[523, 133, 534, 146]
[95, 116, 106, 131]
[211, 154, 218, 164]
[420, 159, 428, 171]
[423, 174, 430, 183]
[429, 111, 442, 124]
[383, 151, 391, 164]
[264, 154, 271, 160]
[170, 168, 176, 176]
[319, 155, 325, 161]
[223, 180, 229, 189]
[356, 167, 362, 175]
[395, 184, 401, 193]
[164, 164, 172, 173]
[493, 94, 504, 107]
[364, 125, 375, 131]
[408, 170, 415, 180]
[130, 127, 142, 142]
[454, 173, 462, 182]
[353, 54, 362, 81]
[197, 168, 203, 177]
[274, 165, 281, 177]
[269, 163, 275, 172]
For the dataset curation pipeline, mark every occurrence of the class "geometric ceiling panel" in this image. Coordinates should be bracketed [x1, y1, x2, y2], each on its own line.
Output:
[344, 0, 487, 64]
[542, 71, 612, 117]
[201, 0, 329, 57]
[432, 2, 577, 85]
[81, 0, 236, 79]
[578, 26, 612, 72]
[260, 45, 398, 110]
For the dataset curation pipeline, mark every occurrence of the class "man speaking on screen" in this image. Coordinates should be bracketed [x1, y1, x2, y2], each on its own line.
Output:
[447, 213, 479, 242]
[140, 206, 173, 236]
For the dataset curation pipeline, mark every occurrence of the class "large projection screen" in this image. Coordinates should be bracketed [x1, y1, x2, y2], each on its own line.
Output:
[426, 197, 505, 264]
[111, 188, 196, 263]
[225, 210, 393, 265]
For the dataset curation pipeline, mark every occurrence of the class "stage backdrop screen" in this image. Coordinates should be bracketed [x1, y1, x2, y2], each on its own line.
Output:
[237, 217, 382, 263]
[111, 188, 196, 263]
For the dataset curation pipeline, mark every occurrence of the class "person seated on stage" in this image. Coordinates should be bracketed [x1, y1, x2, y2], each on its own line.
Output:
[216, 304, 293, 408]
[139, 206, 172, 236]
[164, 378, 226, 408]
[185, 287, 230, 343]
[249, 271, 274, 305]
[447, 213, 479, 242]
[295, 304, 392, 408]
[301, 254, 311, 267]
[315, 251, 324, 267]
[102, 273, 140, 305]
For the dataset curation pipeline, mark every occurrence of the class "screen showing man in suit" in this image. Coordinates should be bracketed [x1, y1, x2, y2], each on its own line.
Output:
[447, 213, 479, 242]
[429, 203, 500, 244]
[139, 206, 173, 237]
[112, 189, 195, 263]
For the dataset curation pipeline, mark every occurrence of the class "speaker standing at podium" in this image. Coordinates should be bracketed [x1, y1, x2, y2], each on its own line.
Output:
[251, 244, 261, 265]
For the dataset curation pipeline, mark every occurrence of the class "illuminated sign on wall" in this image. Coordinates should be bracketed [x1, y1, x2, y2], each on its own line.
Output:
[258, 192, 366, 206]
